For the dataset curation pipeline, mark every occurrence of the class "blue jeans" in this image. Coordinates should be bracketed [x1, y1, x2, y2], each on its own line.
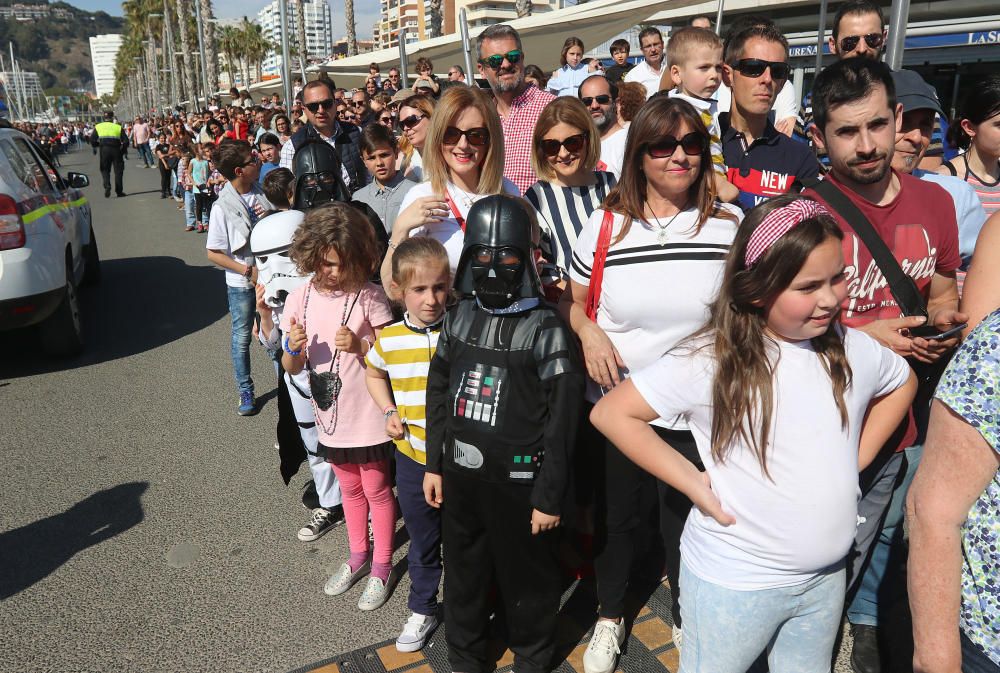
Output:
[678, 561, 845, 673]
[136, 143, 154, 167]
[227, 286, 255, 395]
[847, 444, 922, 627]
[183, 190, 196, 228]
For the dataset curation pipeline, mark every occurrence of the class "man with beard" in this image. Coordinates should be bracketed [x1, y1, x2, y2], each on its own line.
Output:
[804, 58, 965, 673]
[578, 75, 626, 178]
[476, 23, 555, 194]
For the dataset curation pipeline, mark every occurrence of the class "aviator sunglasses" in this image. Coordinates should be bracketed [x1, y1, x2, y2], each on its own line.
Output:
[304, 98, 335, 113]
[645, 132, 707, 158]
[580, 94, 612, 106]
[442, 126, 490, 146]
[541, 133, 586, 156]
[730, 58, 791, 80]
[479, 49, 523, 70]
[839, 32, 884, 53]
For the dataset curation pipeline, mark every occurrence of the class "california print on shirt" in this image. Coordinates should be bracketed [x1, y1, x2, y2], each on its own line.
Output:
[842, 222, 937, 322]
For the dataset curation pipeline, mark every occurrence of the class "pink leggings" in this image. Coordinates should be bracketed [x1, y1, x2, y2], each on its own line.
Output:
[330, 460, 396, 566]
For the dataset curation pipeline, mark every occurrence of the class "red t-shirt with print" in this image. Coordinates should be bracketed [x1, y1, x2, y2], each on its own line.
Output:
[805, 169, 961, 451]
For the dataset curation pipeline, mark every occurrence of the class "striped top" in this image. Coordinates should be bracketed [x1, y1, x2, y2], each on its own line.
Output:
[942, 158, 1000, 216]
[364, 314, 441, 464]
[525, 171, 617, 281]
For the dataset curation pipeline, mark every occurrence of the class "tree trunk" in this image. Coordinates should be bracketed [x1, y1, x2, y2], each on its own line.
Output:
[514, 0, 531, 18]
[345, 0, 357, 56]
[198, 0, 219, 95]
[295, 0, 307, 65]
[428, 0, 442, 37]
[176, 0, 197, 106]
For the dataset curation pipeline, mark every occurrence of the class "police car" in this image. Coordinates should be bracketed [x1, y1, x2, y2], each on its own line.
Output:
[0, 124, 96, 356]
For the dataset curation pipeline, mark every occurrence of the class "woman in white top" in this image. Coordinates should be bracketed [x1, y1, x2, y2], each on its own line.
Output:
[397, 95, 435, 183]
[382, 86, 518, 291]
[559, 97, 741, 672]
[525, 96, 616, 295]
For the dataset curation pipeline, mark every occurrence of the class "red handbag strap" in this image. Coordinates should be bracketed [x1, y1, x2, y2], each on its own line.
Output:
[585, 210, 614, 321]
[445, 194, 466, 232]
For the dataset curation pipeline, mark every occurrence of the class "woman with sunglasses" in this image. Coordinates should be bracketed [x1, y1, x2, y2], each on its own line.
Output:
[381, 86, 518, 285]
[559, 97, 742, 673]
[397, 95, 435, 182]
[547, 37, 601, 98]
[526, 97, 616, 297]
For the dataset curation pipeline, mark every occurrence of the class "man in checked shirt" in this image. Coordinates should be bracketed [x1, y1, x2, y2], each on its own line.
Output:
[476, 24, 555, 195]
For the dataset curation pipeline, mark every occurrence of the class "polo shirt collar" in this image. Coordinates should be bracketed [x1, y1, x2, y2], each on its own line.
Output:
[374, 172, 405, 194]
[720, 112, 782, 147]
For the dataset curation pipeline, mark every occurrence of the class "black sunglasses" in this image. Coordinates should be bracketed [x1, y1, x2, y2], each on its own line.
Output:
[730, 58, 791, 80]
[304, 99, 335, 113]
[442, 126, 490, 146]
[645, 132, 707, 158]
[541, 133, 586, 156]
[479, 49, 523, 70]
[379, 116, 393, 124]
[399, 114, 425, 129]
[580, 94, 612, 106]
[839, 32, 884, 53]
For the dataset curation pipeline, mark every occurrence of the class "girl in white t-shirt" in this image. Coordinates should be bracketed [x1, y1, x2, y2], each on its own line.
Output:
[591, 194, 917, 673]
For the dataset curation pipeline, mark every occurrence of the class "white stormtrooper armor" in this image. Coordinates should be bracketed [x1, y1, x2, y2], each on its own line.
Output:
[250, 209, 311, 308]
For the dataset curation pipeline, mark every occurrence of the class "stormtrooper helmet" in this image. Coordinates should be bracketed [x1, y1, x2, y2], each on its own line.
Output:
[250, 209, 311, 308]
[454, 195, 542, 309]
[292, 140, 352, 210]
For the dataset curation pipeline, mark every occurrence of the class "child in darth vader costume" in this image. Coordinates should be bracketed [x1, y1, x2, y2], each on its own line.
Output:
[424, 195, 584, 673]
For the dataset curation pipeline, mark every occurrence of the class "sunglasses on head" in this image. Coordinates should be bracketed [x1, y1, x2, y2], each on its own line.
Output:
[304, 99, 335, 113]
[839, 32, 884, 52]
[580, 94, 612, 106]
[399, 114, 425, 129]
[645, 132, 707, 158]
[541, 133, 586, 156]
[442, 126, 490, 146]
[479, 49, 523, 70]
[730, 58, 791, 80]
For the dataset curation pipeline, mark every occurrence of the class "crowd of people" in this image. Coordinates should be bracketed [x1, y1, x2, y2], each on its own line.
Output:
[92, 4, 1000, 673]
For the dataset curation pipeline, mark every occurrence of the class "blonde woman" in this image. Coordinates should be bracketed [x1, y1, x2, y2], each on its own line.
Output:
[382, 86, 518, 289]
[396, 95, 435, 182]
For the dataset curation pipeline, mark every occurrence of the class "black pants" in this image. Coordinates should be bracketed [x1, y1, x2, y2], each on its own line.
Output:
[158, 165, 172, 197]
[99, 148, 124, 194]
[442, 472, 562, 673]
[195, 192, 215, 224]
[590, 421, 702, 625]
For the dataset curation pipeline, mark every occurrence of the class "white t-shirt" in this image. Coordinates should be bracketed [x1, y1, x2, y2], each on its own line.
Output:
[398, 178, 520, 274]
[206, 192, 262, 288]
[715, 79, 799, 122]
[624, 59, 665, 99]
[630, 328, 911, 590]
[568, 205, 742, 426]
[598, 124, 628, 179]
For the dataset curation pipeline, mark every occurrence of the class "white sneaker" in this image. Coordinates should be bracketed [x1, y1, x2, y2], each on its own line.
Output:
[671, 624, 682, 652]
[395, 612, 439, 652]
[583, 619, 626, 673]
[323, 561, 369, 596]
[358, 574, 392, 611]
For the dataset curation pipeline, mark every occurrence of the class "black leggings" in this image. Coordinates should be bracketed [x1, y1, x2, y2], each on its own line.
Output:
[158, 165, 171, 197]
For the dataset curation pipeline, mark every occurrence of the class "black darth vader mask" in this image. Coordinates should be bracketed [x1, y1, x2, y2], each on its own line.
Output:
[292, 140, 352, 210]
[455, 195, 541, 309]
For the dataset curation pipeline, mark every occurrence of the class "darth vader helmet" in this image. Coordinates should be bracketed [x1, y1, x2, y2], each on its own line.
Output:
[249, 209, 311, 308]
[292, 140, 352, 210]
[454, 195, 542, 309]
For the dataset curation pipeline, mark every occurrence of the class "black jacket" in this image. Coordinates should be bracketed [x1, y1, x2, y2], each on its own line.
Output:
[290, 122, 368, 193]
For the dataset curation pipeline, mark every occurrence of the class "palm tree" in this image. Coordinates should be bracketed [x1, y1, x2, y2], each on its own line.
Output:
[428, 0, 442, 37]
[294, 0, 307, 73]
[218, 24, 241, 89]
[175, 0, 197, 105]
[514, 0, 531, 18]
[345, 0, 357, 56]
[242, 21, 274, 84]
[198, 0, 220, 94]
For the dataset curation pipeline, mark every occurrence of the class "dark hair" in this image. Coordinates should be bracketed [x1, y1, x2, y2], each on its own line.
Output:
[832, 0, 885, 41]
[262, 167, 294, 208]
[560, 36, 585, 66]
[691, 194, 849, 479]
[723, 23, 788, 64]
[476, 23, 522, 55]
[369, 61, 380, 72]
[524, 64, 549, 89]
[360, 123, 398, 155]
[689, 15, 713, 27]
[949, 75, 1000, 150]
[214, 139, 252, 180]
[258, 132, 281, 148]
[722, 14, 776, 42]
[290, 202, 381, 291]
[301, 79, 335, 99]
[579, 74, 617, 100]
[609, 38, 630, 55]
[273, 114, 291, 131]
[450, 64, 465, 76]
[638, 27, 663, 44]
[811, 57, 896, 133]
[415, 56, 434, 73]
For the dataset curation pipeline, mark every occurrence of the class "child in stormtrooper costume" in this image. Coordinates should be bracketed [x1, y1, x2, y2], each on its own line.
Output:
[425, 195, 584, 673]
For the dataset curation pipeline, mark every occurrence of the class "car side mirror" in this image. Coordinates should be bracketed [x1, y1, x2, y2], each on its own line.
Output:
[67, 172, 89, 189]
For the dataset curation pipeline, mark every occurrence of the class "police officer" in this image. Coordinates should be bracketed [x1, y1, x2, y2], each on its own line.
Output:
[91, 110, 128, 198]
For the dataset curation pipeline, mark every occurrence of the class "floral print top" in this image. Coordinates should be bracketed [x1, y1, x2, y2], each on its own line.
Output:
[935, 307, 1000, 666]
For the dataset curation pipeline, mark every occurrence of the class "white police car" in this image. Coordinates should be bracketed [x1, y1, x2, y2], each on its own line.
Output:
[0, 125, 96, 356]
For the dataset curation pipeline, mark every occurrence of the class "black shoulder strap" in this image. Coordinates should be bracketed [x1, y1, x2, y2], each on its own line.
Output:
[942, 160, 957, 177]
[808, 179, 927, 318]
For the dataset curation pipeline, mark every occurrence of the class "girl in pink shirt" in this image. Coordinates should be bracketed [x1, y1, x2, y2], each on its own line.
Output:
[282, 203, 397, 611]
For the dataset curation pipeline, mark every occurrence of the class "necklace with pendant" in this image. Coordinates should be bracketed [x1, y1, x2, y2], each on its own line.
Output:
[648, 202, 686, 245]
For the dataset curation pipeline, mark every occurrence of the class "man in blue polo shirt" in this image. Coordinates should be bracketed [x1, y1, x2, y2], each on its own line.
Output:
[720, 23, 819, 210]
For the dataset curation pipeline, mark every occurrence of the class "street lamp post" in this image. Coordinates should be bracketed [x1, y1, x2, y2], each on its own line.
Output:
[193, 0, 212, 107]
[162, 0, 179, 110]
[279, 0, 292, 107]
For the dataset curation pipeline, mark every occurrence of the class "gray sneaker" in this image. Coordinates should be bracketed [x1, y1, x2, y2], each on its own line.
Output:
[297, 506, 344, 542]
[357, 574, 393, 611]
[323, 560, 369, 596]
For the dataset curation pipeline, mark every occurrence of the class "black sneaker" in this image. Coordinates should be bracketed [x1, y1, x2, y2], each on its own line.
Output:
[297, 505, 344, 542]
[850, 624, 882, 673]
[104, 188, 111, 198]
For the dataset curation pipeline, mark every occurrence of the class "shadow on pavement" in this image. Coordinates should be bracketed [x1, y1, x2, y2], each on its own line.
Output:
[0, 256, 227, 378]
[0, 481, 149, 599]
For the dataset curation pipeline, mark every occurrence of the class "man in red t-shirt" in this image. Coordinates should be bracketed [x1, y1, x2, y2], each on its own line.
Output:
[805, 57, 966, 672]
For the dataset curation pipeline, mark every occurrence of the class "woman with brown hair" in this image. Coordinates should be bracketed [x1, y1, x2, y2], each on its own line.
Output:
[558, 96, 742, 673]
[526, 97, 616, 294]
[381, 85, 518, 287]
[396, 95, 435, 182]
